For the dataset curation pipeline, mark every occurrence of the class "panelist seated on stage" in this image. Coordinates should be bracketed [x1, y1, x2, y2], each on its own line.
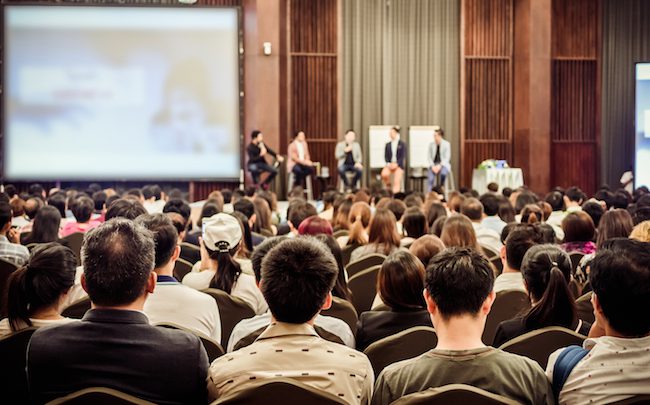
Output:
[335, 130, 363, 191]
[381, 126, 406, 194]
[287, 130, 314, 188]
[427, 128, 451, 191]
[247, 130, 284, 190]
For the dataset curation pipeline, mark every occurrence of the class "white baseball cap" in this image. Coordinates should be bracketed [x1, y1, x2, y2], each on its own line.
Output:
[202, 213, 242, 252]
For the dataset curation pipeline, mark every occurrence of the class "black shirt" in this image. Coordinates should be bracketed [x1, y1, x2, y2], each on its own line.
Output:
[434, 144, 441, 164]
[247, 142, 277, 165]
[344, 146, 355, 166]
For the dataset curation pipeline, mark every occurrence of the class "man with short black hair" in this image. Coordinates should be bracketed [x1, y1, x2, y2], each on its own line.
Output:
[564, 187, 584, 211]
[479, 193, 507, 235]
[494, 224, 544, 292]
[227, 236, 354, 352]
[547, 239, 650, 403]
[247, 130, 284, 190]
[142, 184, 165, 214]
[138, 214, 221, 341]
[318, 190, 338, 222]
[209, 238, 373, 403]
[27, 219, 209, 404]
[0, 202, 29, 266]
[461, 197, 502, 253]
[105, 198, 148, 221]
[287, 200, 317, 235]
[372, 247, 552, 405]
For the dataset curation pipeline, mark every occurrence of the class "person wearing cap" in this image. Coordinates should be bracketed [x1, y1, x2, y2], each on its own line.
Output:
[137, 214, 221, 342]
[182, 213, 267, 315]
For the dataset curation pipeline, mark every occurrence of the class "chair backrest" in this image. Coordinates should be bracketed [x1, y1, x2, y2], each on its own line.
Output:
[46, 387, 156, 405]
[610, 395, 650, 405]
[202, 288, 256, 347]
[320, 296, 358, 335]
[390, 384, 518, 405]
[179, 242, 201, 264]
[61, 296, 92, 319]
[26, 242, 40, 252]
[482, 289, 530, 346]
[490, 256, 503, 276]
[0, 327, 37, 400]
[498, 326, 586, 369]
[213, 377, 347, 405]
[63, 232, 85, 265]
[173, 258, 194, 282]
[481, 245, 499, 259]
[575, 291, 595, 324]
[346, 254, 386, 278]
[348, 265, 381, 315]
[569, 251, 585, 272]
[332, 230, 349, 239]
[364, 326, 437, 377]
[341, 243, 359, 266]
[0, 258, 18, 317]
[155, 322, 224, 362]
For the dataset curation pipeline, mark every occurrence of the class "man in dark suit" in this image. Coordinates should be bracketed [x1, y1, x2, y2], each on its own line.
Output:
[27, 219, 209, 405]
[381, 126, 406, 194]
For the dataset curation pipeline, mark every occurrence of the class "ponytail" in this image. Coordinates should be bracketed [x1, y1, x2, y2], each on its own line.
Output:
[348, 215, 368, 245]
[527, 212, 539, 224]
[208, 242, 242, 294]
[6, 266, 32, 332]
[524, 265, 576, 330]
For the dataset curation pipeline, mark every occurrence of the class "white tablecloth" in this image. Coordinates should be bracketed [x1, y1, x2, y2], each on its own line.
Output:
[472, 168, 524, 194]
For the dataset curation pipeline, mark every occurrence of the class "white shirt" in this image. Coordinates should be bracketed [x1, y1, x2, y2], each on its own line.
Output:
[390, 140, 399, 163]
[144, 276, 221, 342]
[547, 335, 650, 404]
[143, 199, 166, 214]
[227, 311, 355, 352]
[61, 266, 89, 310]
[182, 270, 268, 315]
[493, 272, 526, 293]
[472, 222, 503, 254]
[0, 317, 77, 338]
[481, 216, 507, 236]
[296, 141, 305, 161]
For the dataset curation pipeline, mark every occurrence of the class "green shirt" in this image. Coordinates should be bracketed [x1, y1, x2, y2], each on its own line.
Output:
[371, 347, 554, 405]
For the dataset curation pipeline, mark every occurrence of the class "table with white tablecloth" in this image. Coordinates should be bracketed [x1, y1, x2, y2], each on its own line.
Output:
[472, 168, 524, 194]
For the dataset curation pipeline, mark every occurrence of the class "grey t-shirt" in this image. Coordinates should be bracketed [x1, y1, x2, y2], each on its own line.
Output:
[371, 347, 554, 405]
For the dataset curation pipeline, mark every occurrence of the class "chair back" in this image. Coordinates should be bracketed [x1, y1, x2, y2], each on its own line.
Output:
[61, 297, 91, 319]
[0, 327, 37, 401]
[26, 242, 40, 252]
[348, 265, 381, 315]
[391, 384, 518, 405]
[499, 326, 586, 368]
[364, 326, 437, 376]
[332, 230, 349, 239]
[214, 378, 347, 405]
[482, 289, 530, 345]
[62, 232, 85, 265]
[321, 296, 358, 335]
[575, 291, 595, 324]
[481, 245, 499, 259]
[0, 258, 18, 317]
[202, 288, 256, 347]
[155, 322, 224, 362]
[173, 258, 194, 282]
[179, 242, 201, 264]
[610, 395, 650, 405]
[46, 387, 156, 405]
[346, 254, 386, 278]
[490, 256, 503, 276]
[341, 242, 359, 266]
[569, 251, 585, 272]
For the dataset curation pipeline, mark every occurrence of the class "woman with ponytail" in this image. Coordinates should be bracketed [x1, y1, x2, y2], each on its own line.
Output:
[0, 243, 77, 336]
[336, 202, 371, 248]
[520, 203, 543, 224]
[493, 244, 591, 347]
[182, 213, 267, 314]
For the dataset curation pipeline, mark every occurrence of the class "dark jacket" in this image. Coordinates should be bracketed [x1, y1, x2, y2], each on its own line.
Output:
[384, 140, 406, 169]
[355, 308, 432, 351]
[247, 142, 277, 165]
[27, 309, 209, 405]
[493, 316, 592, 348]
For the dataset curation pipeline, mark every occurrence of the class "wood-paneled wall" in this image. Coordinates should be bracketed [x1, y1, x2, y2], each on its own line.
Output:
[285, 0, 339, 197]
[550, 0, 600, 195]
[461, 0, 514, 188]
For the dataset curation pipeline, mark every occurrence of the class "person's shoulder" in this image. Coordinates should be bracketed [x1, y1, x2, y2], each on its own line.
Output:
[380, 352, 428, 380]
[490, 348, 546, 375]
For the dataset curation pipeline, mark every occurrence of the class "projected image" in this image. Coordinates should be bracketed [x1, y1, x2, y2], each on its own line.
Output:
[636, 63, 650, 188]
[4, 6, 241, 180]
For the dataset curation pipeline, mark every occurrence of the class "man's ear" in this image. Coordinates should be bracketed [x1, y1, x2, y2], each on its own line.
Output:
[321, 292, 333, 311]
[171, 245, 181, 262]
[146, 271, 156, 294]
[482, 290, 496, 316]
[80, 273, 88, 294]
[424, 289, 436, 315]
[500, 245, 507, 266]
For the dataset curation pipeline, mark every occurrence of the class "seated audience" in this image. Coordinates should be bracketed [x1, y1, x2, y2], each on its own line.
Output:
[561, 211, 596, 254]
[184, 201, 221, 246]
[0, 201, 29, 266]
[400, 207, 428, 247]
[563, 186, 584, 212]
[209, 238, 373, 403]
[234, 198, 264, 247]
[595, 208, 634, 249]
[479, 193, 507, 235]
[520, 203, 543, 224]
[629, 220, 650, 242]
[252, 197, 277, 236]
[356, 251, 432, 351]
[20, 206, 67, 246]
[142, 184, 165, 214]
[371, 247, 552, 405]
[350, 208, 401, 262]
[581, 200, 605, 229]
[332, 197, 353, 232]
[318, 190, 337, 222]
[408, 234, 445, 267]
[494, 224, 544, 293]
[27, 219, 209, 404]
[227, 236, 354, 352]
[314, 234, 353, 302]
[18, 197, 44, 233]
[182, 213, 267, 314]
[297, 215, 333, 236]
[546, 239, 650, 404]
[337, 201, 371, 248]
[425, 201, 447, 230]
[493, 244, 591, 347]
[286, 199, 318, 236]
[440, 214, 483, 254]
[137, 214, 221, 341]
[461, 198, 502, 253]
[104, 198, 147, 221]
[0, 243, 76, 336]
[61, 196, 100, 237]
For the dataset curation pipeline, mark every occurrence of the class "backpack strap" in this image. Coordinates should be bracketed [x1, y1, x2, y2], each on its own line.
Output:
[552, 345, 590, 399]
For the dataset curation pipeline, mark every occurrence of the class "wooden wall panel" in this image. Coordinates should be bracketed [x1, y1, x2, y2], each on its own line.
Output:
[552, 0, 598, 58]
[551, 60, 597, 142]
[290, 0, 338, 54]
[551, 142, 598, 190]
[461, 0, 513, 189]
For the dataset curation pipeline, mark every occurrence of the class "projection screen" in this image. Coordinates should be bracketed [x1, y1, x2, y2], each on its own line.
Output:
[3, 5, 242, 181]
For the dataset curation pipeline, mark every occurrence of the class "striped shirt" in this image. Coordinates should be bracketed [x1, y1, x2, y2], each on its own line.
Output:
[0, 235, 29, 267]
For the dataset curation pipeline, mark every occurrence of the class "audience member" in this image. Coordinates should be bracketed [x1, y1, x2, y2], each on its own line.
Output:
[0, 243, 76, 336]
[20, 197, 44, 233]
[563, 187, 584, 211]
[493, 244, 591, 347]
[408, 234, 445, 268]
[338, 201, 371, 248]
[520, 203, 543, 224]
[440, 214, 482, 254]
[105, 198, 147, 221]
[425, 202, 447, 230]
[356, 251, 432, 351]
[209, 238, 373, 403]
[595, 208, 633, 249]
[494, 224, 543, 293]
[332, 197, 353, 232]
[479, 193, 507, 235]
[629, 220, 650, 242]
[298, 215, 333, 236]
[182, 213, 267, 314]
[400, 207, 428, 246]
[497, 196, 516, 223]
[461, 198, 502, 253]
[20, 206, 67, 246]
[371, 247, 552, 405]
[252, 197, 277, 236]
[184, 201, 221, 246]
[314, 234, 353, 302]
[137, 214, 221, 341]
[350, 208, 401, 262]
[10, 198, 28, 228]
[0, 201, 29, 266]
[561, 211, 596, 254]
[142, 184, 165, 213]
[287, 200, 318, 236]
[581, 200, 605, 229]
[27, 219, 209, 404]
[319, 190, 338, 221]
[546, 239, 650, 403]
